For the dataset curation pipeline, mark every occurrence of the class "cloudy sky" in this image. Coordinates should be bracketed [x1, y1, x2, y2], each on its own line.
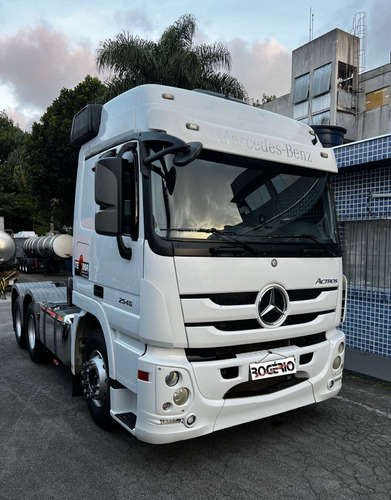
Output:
[0, 0, 389, 129]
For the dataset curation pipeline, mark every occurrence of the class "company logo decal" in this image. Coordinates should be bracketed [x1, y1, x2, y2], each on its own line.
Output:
[257, 285, 289, 328]
[217, 129, 313, 163]
[74, 254, 89, 279]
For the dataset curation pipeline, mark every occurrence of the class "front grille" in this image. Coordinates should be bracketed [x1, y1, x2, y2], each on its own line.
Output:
[186, 332, 326, 362]
[224, 375, 307, 399]
[181, 292, 258, 305]
[181, 287, 337, 306]
[288, 287, 337, 300]
[186, 311, 332, 331]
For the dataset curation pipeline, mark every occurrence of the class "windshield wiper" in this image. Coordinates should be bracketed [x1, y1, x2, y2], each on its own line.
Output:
[267, 233, 338, 256]
[160, 227, 259, 256]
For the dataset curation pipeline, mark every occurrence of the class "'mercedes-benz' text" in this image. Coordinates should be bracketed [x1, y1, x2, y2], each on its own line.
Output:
[217, 129, 313, 163]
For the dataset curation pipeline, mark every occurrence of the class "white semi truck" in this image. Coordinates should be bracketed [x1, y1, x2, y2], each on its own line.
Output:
[11, 85, 347, 444]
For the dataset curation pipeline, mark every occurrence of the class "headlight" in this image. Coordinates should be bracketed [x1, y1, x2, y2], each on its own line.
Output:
[165, 371, 180, 387]
[173, 387, 190, 406]
[333, 356, 342, 370]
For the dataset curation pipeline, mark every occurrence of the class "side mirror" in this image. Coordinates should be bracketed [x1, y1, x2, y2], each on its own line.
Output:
[173, 142, 203, 167]
[95, 158, 124, 236]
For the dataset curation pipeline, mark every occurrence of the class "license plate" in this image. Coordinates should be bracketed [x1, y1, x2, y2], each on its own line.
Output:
[250, 356, 296, 381]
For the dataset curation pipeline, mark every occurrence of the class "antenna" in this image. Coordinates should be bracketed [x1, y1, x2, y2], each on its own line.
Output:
[309, 8, 314, 42]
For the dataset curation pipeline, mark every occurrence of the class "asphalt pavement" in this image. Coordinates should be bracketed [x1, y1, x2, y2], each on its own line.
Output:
[0, 278, 390, 500]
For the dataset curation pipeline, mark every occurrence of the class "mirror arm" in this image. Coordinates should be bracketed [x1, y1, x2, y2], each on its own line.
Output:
[144, 143, 183, 166]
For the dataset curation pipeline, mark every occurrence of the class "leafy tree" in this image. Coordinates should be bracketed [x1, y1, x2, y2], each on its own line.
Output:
[97, 14, 247, 101]
[0, 112, 33, 231]
[0, 111, 23, 164]
[253, 94, 277, 107]
[24, 75, 105, 231]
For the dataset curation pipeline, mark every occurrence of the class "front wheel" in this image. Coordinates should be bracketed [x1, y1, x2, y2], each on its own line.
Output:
[26, 303, 46, 363]
[81, 330, 113, 430]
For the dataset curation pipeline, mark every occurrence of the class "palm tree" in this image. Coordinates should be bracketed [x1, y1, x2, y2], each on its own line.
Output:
[96, 14, 247, 101]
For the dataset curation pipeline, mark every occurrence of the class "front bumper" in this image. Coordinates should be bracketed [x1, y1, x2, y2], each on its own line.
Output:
[120, 329, 345, 444]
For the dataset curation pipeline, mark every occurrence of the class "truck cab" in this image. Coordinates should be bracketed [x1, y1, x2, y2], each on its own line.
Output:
[16, 85, 346, 444]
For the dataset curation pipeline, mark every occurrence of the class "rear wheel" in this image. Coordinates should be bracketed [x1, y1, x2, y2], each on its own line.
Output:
[13, 301, 26, 349]
[26, 303, 46, 363]
[82, 330, 113, 430]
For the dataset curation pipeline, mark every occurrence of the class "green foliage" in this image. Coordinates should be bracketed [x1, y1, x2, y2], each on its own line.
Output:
[23, 76, 105, 230]
[0, 112, 33, 231]
[0, 111, 24, 164]
[97, 14, 248, 101]
[253, 93, 277, 107]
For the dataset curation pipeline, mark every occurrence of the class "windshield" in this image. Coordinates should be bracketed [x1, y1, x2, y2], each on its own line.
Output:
[149, 151, 339, 254]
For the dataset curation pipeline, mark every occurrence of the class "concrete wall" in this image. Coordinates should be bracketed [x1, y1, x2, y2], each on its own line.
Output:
[261, 93, 291, 117]
[357, 63, 391, 140]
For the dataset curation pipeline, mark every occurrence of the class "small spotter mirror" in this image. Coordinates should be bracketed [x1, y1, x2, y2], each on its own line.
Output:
[173, 142, 203, 167]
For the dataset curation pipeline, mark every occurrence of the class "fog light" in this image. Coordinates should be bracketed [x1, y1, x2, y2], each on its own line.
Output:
[327, 379, 335, 389]
[338, 342, 345, 354]
[162, 402, 172, 411]
[165, 371, 180, 387]
[333, 356, 342, 370]
[173, 387, 189, 406]
[185, 414, 197, 427]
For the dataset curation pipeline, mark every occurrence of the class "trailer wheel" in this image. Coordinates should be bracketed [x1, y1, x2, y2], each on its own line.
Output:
[82, 330, 113, 430]
[26, 303, 45, 363]
[13, 301, 26, 349]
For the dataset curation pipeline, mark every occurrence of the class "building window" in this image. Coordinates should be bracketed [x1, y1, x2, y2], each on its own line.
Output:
[293, 73, 310, 104]
[311, 111, 330, 125]
[342, 220, 391, 289]
[312, 63, 332, 97]
[366, 87, 390, 111]
[293, 101, 309, 119]
[311, 94, 331, 113]
[338, 62, 355, 92]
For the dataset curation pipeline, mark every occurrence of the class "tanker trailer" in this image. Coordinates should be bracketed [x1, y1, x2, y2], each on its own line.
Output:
[0, 230, 18, 291]
[0, 230, 16, 264]
[19, 234, 72, 273]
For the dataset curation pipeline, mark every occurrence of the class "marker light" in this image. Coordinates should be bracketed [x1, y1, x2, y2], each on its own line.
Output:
[338, 342, 345, 354]
[186, 123, 200, 131]
[138, 370, 149, 381]
[173, 387, 190, 406]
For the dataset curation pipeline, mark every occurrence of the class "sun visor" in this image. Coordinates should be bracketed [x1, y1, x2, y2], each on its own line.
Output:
[70, 104, 103, 146]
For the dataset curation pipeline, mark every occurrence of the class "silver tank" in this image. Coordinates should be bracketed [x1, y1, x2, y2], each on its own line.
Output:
[23, 234, 73, 260]
[0, 230, 16, 264]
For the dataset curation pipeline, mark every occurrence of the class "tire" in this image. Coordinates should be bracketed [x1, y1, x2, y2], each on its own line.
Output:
[26, 303, 46, 363]
[82, 330, 113, 430]
[13, 300, 27, 349]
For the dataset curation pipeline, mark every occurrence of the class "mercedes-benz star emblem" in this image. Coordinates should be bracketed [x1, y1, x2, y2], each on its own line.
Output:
[257, 285, 289, 328]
